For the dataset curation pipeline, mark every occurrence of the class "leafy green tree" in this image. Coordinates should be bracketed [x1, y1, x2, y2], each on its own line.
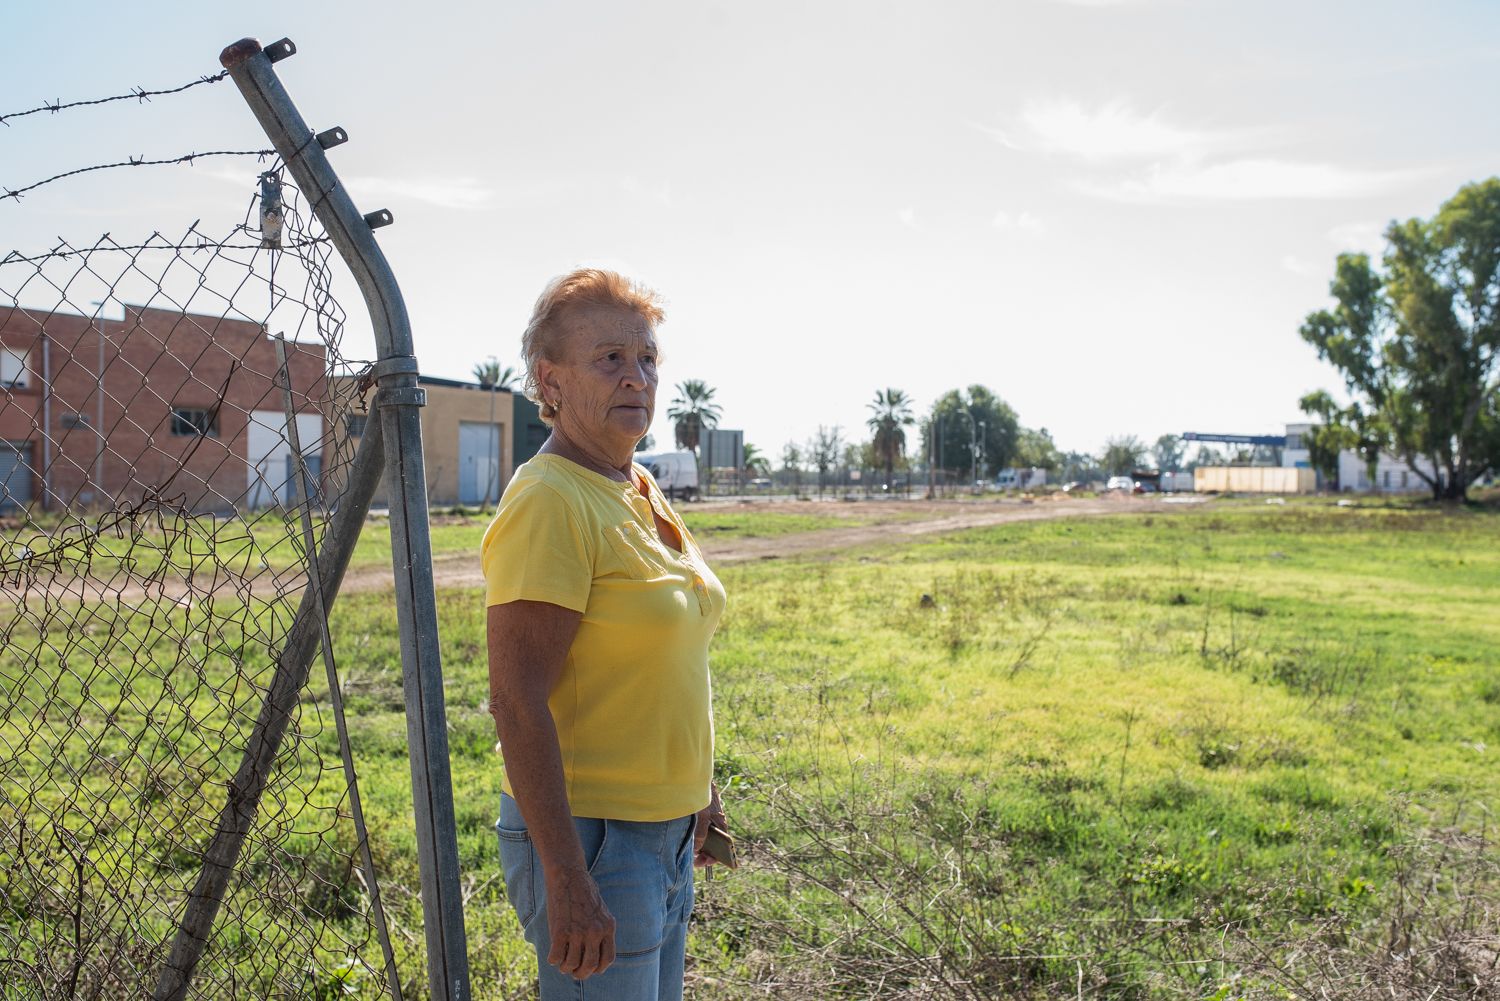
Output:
[1015, 427, 1062, 471]
[806, 425, 843, 499]
[472, 357, 517, 389]
[922, 386, 1021, 481]
[1099, 435, 1147, 476]
[1187, 445, 1223, 470]
[1299, 177, 1500, 500]
[1059, 451, 1100, 483]
[1294, 399, 1370, 482]
[780, 440, 803, 492]
[866, 388, 915, 490]
[667, 379, 722, 457]
[1152, 434, 1185, 471]
[841, 442, 865, 490]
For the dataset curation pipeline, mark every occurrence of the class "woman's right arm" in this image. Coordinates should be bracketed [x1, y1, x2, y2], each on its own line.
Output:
[487, 599, 617, 980]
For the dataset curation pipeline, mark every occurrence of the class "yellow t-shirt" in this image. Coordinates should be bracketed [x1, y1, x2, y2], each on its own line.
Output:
[481, 453, 726, 822]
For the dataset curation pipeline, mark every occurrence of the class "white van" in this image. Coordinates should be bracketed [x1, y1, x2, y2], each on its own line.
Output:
[995, 467, 1049, 490]
[637, 451, 699, 501]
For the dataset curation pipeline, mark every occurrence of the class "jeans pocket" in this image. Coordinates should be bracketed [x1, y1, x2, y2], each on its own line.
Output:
[576, 816, 610, 874]
[673, 815, 696, 879]
[496, 824, 536, 929]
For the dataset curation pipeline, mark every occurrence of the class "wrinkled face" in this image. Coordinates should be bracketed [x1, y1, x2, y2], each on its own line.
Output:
[540, 304, 658, 458]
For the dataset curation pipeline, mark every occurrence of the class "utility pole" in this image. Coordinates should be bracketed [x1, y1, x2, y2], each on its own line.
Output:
[479, 356, 499, 512]
[957, 407, 977, 493]
[926, 409, 935, 500]
[978, 420, 986, 490]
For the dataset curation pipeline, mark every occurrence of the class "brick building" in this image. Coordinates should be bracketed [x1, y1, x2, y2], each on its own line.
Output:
[0, 304, 328, 513]
[334, 374, 513, 510]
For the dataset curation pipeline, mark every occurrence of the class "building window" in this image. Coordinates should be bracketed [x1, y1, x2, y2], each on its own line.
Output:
[171, 407, 218, 438]
[1383, 470, 1391, 489]
[0, 348, 29, 390]
[1400, 470, 1408, 488]
[1286, 433, 1302, 450]
[345, 413, 368, 437]
[61, 414, 90, 430]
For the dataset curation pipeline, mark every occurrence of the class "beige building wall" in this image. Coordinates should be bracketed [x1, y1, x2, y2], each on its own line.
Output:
[1194, 466, 1315, 494]
[333, 376, 513, 509]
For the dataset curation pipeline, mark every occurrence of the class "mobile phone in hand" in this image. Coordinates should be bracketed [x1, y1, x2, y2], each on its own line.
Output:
[701, 823, 738, 869]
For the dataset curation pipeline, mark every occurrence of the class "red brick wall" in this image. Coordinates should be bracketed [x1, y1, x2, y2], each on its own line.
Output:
[0, 304, 327, 512]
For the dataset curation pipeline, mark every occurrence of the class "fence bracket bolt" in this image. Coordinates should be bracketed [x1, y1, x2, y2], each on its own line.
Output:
[316, 127, 348, 150]
[364, 209, 394, 230]
[266, 38, 297, 63]
[376, 387, 427, 409]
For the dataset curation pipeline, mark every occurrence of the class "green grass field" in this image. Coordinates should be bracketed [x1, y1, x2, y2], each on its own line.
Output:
[330, 500, 1500, 998]
[3, 500, 1496, 998]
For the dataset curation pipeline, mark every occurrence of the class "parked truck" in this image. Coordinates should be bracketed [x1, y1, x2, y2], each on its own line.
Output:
[637, 451, 699, 500]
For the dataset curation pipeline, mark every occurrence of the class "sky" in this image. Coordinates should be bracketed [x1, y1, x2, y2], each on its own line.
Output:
[4, 0, 1498, 460]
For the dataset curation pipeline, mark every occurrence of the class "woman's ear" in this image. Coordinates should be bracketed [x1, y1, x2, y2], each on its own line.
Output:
[535, 357, 562, 400]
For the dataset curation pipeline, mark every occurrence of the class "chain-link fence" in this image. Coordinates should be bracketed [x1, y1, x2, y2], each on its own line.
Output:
[1, 38, 467, 1000]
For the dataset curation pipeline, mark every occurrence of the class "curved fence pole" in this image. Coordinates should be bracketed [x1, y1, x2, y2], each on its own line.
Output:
[216, 36, 468, 1001]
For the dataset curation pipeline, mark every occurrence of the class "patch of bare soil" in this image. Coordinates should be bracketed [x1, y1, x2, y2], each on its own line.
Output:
[374, 494, 1189, 595]
[1, 495, 1191, 604]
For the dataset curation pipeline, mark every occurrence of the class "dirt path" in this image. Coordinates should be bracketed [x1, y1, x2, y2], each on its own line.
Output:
[353, 494, 1197, 594]
[1, 496, 1199, 605]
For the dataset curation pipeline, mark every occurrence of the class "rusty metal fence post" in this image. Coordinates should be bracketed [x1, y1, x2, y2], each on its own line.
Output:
[214, 36, 471, 1001]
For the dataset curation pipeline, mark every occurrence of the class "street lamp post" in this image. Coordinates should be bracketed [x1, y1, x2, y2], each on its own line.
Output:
[955, 408, 977, 492]
[977, 420, 986, 490]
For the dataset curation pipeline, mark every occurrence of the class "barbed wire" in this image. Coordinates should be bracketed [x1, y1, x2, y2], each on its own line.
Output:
[0, 71, 229, 127]
[1, 229, 331, 266]
[1, 149, 276, 204]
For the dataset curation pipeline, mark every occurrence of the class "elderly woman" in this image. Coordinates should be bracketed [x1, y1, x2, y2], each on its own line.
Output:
[483, 269, 728, 999]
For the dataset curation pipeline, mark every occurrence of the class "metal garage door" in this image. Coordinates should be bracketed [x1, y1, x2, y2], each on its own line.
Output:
[458, 421, 501, 506]
[246, 410, 324, 509]
[0, 442, 33, 512]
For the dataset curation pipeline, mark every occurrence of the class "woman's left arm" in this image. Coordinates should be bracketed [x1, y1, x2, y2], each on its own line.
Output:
[693, 782, 728, 868]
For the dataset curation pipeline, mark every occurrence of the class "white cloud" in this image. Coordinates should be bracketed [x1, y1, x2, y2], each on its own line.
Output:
[1281, 254, 1320, 277]
[897, 207, 916, 228]
[1326, 220, 1387, 256]
[346, 176, 495, 211]
[1078, 159, 1426, 202]
[993, 209, 1044, 232]
[983, 97, 1426, 205]
[984, 99, 1248, 161]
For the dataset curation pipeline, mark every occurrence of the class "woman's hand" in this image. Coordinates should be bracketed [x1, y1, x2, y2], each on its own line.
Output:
[544, 867, 616, 979]
[693, 782, 727, 868]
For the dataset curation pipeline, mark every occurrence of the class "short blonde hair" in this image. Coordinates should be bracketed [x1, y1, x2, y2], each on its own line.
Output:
[521, 268, 665, 426]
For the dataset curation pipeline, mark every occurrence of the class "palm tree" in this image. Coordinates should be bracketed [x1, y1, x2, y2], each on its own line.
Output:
[472, 357, 517, 390]
[867, 388, 915, 491]
[667, 380, 723, 457]
[743, 442, 772, 478]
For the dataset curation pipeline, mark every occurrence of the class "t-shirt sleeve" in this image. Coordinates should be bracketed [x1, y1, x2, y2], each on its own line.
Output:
[481, 481, 594, 611]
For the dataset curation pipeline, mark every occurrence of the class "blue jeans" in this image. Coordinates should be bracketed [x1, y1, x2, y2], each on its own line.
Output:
[497, 793, 696, 1000]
